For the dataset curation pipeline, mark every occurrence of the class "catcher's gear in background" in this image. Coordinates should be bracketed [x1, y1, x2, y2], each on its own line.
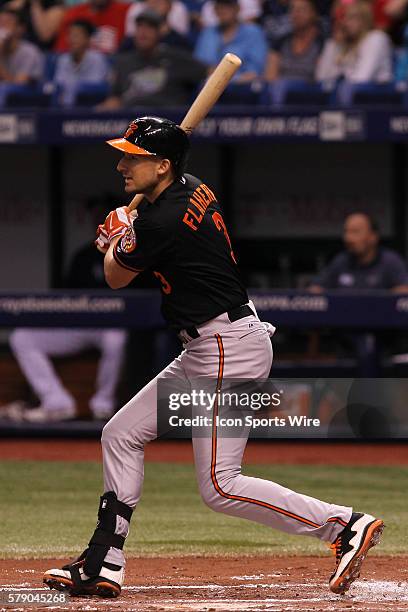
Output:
[106, 117, 190, 177]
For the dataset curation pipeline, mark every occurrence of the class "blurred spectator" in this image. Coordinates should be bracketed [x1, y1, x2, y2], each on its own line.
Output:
[372, 0, 394, 29]
[395, 23, 408, 81]
[98, 9, 206, 109]
[0, 7, 44, 84]
[333, 0, 400, 33]
[54, 19, 109, 105]
[316, 0, 393, 83]
[381, 0, 408, 23]
[309, 212, 408, 292]
[122, 0, 191, 50]
[0, 196, 127, 423]
[264, 0, 323, 82]
[2, 0, 65, 50]
[55, 0, 129, 54]
[195, 0, 268, 82]
[262, 0, 331, 48]
[201, 0, 262, 26]
[379, 0, 408, 44]
[262, 0, 292, 47]
[125, 0, 190, 38]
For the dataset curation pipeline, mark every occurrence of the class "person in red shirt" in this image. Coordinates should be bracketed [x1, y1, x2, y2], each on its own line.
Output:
[55, 0, 129, 54]
[332, 0, 396, 32]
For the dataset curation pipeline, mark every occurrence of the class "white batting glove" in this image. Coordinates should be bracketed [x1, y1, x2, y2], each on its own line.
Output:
[262, 321, 276, 337]
[104, 206, 132, 240]
[95, 225, 110, 253]
[95, 207, 138, 254]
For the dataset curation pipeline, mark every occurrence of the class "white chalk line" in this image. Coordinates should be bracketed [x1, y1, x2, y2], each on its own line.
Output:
[1, 580, 407, 603]
[231, 573, 287, 580]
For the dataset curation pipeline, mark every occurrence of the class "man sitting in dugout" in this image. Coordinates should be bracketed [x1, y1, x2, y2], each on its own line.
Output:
[309, 212, 408, 292]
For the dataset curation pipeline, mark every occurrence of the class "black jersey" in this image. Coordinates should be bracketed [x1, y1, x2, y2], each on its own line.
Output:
[114, 173, 248, 330]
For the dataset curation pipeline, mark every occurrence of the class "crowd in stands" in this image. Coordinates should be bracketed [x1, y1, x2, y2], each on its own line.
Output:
[2, 0, 408, 106]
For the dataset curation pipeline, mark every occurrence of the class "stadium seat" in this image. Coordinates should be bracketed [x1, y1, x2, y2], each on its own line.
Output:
[73, 82, 110, 107]
[0, 84, 52, 108]
[44, 53, 59, 81]
[266, 79, 332, 106]
[217, 82, 266, 105]
[336, 82, 404, 107]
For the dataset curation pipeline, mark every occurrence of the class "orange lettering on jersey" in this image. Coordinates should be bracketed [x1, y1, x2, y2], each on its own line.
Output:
[183, 183, 217, 232]
[153, 271, 172, 294]
[183, 211, 198, 231]
[212, 211, 237, 264]
[200, 183, 216, 203]
[187, 207, 203, 224]
[190, 195, 206, 215]
[191, 191, 207, 211]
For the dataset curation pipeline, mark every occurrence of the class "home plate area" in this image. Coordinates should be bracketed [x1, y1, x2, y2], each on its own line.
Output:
[1, 556, 407, 612]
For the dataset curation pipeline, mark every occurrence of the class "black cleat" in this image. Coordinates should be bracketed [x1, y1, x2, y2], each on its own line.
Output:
[329, 512, 384, 594]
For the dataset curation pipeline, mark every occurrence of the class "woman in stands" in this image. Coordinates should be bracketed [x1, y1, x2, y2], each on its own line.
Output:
[316, 0, 392, 83]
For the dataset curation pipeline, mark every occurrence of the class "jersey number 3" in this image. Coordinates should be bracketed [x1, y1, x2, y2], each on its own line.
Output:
[212, 212, 237, 264]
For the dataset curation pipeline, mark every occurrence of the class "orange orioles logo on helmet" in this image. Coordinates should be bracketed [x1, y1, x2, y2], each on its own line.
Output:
[120, 225, 137, 253]
[124, 121, 138, 140]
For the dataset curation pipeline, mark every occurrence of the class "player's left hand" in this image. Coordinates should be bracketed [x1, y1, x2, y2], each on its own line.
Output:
[95, 224, 110, 253]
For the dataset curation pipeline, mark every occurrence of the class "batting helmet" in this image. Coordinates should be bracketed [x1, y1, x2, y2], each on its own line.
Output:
[107, 117, 189, 177]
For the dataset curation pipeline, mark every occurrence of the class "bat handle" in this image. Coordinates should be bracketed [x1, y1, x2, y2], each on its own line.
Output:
[128, 193, 143, 212]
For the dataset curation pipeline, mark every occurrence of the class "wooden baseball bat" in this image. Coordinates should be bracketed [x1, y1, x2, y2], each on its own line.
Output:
[127, 52, 242, 212]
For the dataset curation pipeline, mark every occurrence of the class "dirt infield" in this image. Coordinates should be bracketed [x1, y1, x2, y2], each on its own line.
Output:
[1, 439, 407, 464]
[1, 556, 406, 612]
[2, 441, 406, 610]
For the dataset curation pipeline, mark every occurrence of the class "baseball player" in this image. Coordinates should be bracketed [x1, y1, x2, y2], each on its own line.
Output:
[43, 117, 384, 598]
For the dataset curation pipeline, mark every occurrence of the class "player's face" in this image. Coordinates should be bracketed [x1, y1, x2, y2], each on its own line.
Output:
[117, 153, 164, 193]
[343, 215, 377, 256]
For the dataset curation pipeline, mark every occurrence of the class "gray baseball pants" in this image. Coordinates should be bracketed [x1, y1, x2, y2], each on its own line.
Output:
[101, 304, 352, 566]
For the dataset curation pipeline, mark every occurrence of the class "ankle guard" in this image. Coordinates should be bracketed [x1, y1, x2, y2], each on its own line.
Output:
[83, 491, 133, 577]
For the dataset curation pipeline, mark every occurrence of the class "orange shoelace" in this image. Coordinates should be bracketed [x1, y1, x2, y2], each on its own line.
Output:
[329, 537, 342, 565]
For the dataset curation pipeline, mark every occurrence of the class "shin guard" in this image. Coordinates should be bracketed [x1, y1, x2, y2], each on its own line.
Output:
[83, 491, 133, 577]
